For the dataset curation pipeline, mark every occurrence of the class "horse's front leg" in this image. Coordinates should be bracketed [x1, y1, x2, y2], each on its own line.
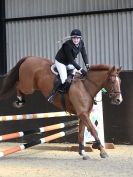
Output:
[79, 112, 108, 158]
[78, 119, 85, 155]
[78, 119, 91, 160]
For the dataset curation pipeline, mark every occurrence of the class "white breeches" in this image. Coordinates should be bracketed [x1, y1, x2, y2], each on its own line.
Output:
[55, 60, 75, 84]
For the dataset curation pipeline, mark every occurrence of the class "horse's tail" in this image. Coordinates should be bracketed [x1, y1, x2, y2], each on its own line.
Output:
[0, 57, 27, 99]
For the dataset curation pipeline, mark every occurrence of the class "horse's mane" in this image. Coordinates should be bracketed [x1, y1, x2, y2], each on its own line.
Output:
[89, 64, 112, 71]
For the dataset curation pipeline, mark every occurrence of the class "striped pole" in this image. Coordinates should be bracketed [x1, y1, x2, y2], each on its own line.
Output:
[0, 127, 78, 157]
[0, 111, 74, 122]
[0, 120, 78, 141]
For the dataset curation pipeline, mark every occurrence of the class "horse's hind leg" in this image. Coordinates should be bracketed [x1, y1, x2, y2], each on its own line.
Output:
[13, 82, 25, 108]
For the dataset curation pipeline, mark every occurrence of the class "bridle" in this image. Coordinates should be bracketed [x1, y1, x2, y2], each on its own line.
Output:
[106, 74, 121, 99]
[83, 67, 122, 103]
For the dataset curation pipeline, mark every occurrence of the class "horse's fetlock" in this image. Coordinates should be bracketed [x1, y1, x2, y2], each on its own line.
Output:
[79, 143, 85, 156]
[92, 140, 102, 150]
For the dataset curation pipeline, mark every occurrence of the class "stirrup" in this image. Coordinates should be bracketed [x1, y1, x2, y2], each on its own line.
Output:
[47, 95, 54, 103]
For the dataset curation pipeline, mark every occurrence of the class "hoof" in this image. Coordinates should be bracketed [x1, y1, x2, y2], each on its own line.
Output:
[79, 151, 89, 160]
[82, 155, 89, 160]
[100, 151, 109, 158]
[12, 101, 24, 108]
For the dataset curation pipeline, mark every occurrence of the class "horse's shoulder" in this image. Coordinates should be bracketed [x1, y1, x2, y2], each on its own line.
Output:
[90, 64, 112, 71]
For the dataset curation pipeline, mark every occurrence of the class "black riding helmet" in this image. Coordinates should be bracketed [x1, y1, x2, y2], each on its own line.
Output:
[70, 29, 82, 38]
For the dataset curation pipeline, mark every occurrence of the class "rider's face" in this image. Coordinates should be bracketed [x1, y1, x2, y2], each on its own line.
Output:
[71, 37, 81, 45]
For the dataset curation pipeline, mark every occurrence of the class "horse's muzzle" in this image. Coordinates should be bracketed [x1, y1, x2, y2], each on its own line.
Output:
[111, 94, 123, 105]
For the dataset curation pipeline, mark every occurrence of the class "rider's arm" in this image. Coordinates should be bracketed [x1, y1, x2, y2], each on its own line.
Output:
[80, 41, 88, 66]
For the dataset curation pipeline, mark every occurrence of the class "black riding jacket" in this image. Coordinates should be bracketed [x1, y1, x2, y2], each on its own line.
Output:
[55, 39, 88, 70]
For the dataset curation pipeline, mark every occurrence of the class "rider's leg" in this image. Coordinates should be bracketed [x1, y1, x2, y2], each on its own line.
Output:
[47, 60, 67, 103]
[60, 64, 75, 92]
[47, 79, 62, 103]
[55, 60, 67, 84]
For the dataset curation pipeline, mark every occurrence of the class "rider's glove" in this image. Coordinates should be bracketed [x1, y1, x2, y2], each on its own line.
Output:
[86, 64, 90, 70]
[79, 68, 87, 76]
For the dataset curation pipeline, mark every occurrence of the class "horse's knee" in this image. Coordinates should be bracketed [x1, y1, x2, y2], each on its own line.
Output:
[78, 112, 89, 124]
[78, 112, 99, 140]
[78, 111, 88, 117]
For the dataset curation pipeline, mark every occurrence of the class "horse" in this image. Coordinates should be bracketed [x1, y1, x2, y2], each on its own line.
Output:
[0, 56, 123, 159]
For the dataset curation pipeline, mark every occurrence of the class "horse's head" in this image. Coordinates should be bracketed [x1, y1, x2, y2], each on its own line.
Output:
[103, 66, 123, 105]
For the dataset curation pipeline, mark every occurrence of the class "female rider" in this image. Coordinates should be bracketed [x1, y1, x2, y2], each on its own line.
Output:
[47, 29, 89, 103]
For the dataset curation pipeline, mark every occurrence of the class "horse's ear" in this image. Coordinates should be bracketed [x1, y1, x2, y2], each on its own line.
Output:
[113, 65, 116, 69]
[109, 66, 115, 74]
[117, 66, 122, 73]
[111, 66, 116, 72]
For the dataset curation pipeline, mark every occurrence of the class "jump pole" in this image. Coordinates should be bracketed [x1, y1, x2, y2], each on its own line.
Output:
[0, 127, 78, 158]
[0, 111, 74, 122]
[0, 120, 78, 141]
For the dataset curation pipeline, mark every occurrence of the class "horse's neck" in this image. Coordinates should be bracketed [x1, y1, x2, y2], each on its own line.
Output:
[84, 70, 108, 97]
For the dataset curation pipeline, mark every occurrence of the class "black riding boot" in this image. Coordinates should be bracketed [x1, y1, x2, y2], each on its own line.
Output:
[47, 80, 62, 103]
[61, 79, 71, 93]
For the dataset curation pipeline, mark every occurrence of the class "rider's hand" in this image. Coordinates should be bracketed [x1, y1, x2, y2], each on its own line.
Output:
[86, 64, 90, 70]
[79, 68, 87, 76]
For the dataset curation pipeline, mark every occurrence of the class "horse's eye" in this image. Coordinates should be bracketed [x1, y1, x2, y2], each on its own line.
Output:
[109, 93, 113, 97]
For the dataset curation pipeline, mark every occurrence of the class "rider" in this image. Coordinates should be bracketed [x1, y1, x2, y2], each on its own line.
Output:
[47, 29, 89, 103]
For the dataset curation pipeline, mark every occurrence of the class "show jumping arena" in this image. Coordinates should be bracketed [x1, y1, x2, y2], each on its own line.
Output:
[0, 112, 133, 177]
[0, 143, 133, 177]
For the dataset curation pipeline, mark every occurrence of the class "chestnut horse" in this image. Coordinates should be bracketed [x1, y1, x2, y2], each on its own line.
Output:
[0, 56, 123, 159]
